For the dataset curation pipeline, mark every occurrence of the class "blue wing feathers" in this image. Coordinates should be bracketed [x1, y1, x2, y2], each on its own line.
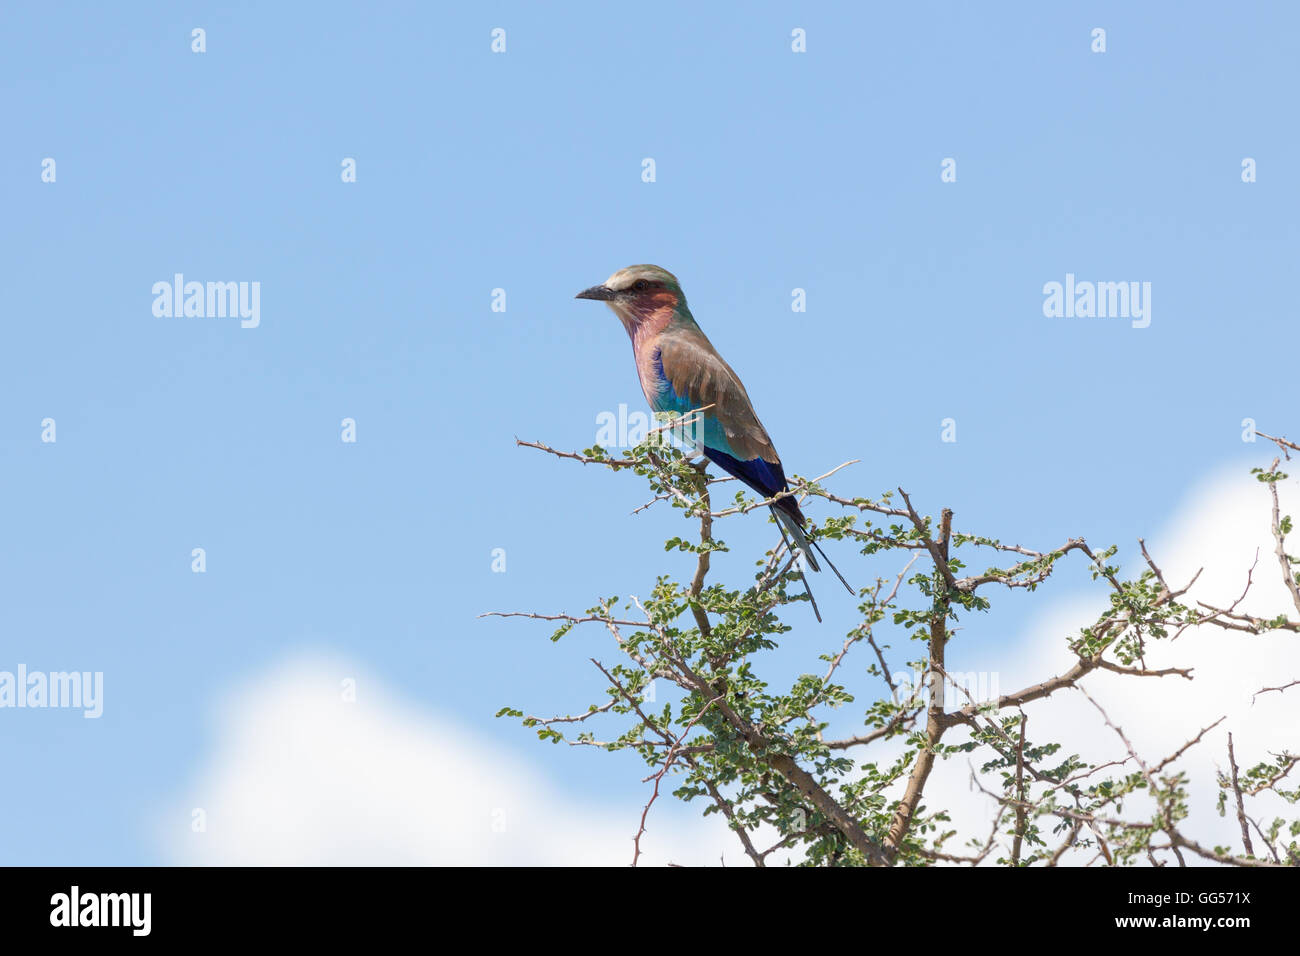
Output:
[703, 447, 805, 526]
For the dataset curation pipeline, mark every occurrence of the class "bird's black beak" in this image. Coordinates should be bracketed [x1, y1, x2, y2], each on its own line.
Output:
[575, 285, 615, 301]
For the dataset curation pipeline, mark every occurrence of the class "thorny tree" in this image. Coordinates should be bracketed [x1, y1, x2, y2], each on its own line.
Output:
[491, 414, 1300, 867]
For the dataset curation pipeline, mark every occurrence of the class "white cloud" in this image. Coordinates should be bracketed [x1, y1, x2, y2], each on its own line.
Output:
[162, 656, 736, 865]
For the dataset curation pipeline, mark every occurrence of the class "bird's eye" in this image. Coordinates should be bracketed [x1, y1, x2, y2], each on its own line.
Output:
[632, 279, 650, 292]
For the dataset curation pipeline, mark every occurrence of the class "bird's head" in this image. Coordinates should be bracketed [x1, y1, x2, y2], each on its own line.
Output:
[575, 264, 685, 330]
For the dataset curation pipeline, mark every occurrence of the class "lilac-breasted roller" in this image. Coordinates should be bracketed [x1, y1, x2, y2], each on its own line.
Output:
[576, 264, 850, 614]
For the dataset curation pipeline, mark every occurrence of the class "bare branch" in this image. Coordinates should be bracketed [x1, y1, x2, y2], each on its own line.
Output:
[1227, 733, 1255, 858]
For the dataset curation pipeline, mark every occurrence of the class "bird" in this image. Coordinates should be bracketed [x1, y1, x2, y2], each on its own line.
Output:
[575, 264, 851, 618]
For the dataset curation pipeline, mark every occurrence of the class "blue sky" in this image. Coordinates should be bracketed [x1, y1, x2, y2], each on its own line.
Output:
[1, 2, 1297, 864]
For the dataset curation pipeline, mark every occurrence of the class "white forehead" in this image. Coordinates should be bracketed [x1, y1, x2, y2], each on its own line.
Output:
[604, 264, 677, 291]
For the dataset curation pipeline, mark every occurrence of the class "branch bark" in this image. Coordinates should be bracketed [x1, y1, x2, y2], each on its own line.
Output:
[884, 508, 952, 859]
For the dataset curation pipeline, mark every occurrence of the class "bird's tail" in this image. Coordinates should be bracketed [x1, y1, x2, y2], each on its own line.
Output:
[773, 505, 820, 571]
[772, 505, 855, 596]
[773, 511, 822, 623]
